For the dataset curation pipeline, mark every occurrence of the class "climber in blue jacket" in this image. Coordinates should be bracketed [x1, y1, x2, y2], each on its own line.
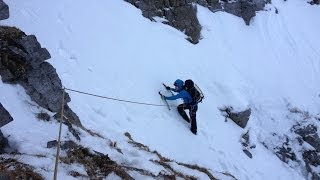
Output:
[161, 79, 198, 135]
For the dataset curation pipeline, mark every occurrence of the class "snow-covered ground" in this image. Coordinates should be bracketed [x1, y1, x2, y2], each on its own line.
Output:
[1, 0, 320, 179]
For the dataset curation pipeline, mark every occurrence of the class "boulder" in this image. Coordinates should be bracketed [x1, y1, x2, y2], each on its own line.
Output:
[243, 149, 252, 158]
[47, 140, 58, 148]
[228, 108, 251, 128]
[220, 106, 251, 128]
[0, 103, 13, 127]
[47, 140, 79, 150]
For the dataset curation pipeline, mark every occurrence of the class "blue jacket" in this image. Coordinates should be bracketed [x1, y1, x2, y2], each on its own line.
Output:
[165, 79, 192, 104]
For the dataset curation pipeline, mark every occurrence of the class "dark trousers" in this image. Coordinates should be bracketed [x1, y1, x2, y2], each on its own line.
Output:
[177, 104, 198, 134]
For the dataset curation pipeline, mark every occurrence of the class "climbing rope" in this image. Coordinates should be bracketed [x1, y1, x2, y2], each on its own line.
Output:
[64, 87, 175, 107]
[53, 88, 65, 180]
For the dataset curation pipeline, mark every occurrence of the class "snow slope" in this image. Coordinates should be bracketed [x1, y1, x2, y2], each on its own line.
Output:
[1, 0, 320, 179]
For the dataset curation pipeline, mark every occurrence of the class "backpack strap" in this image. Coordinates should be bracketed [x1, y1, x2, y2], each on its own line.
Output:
[194, 84, 204, 103]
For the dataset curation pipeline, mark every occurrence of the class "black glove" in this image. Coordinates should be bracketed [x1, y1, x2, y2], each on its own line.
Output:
[165, 86, 171, 90]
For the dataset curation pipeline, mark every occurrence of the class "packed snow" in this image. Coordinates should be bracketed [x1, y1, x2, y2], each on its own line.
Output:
[1, 0, 320, 179]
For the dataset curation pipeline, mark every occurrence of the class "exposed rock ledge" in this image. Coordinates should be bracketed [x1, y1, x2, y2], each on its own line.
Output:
[125, 0, 268, 44]
[0, 26, 82, 128]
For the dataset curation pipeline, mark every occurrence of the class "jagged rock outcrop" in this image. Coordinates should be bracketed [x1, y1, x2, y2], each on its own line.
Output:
[0, 26, 82, 127]
[220, 106, 251, 128]
[0, 0, 9, 20]
[125, 0, 267, 43]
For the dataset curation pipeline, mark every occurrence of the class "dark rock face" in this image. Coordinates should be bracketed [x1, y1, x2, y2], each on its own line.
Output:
[0, 0, 9, 20]
[0, 26, 82, 127]
[310, 0, 319, 5]
[209, 0, 267, 25]
[126, 0, 201, 44]
[0, 130, 9, 154]
[22, 62, 67, 112]
[0, 103, 13, 127]
[220, 106, 251, 128]
[224, 0, 257, 25]
[125, 0, 266, 43]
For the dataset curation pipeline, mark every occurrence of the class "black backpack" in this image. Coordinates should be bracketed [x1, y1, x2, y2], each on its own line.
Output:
[184, 79, 204, 105]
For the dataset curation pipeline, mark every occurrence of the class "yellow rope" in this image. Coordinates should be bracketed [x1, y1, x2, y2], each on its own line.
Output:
[53, 88, 65, 180]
